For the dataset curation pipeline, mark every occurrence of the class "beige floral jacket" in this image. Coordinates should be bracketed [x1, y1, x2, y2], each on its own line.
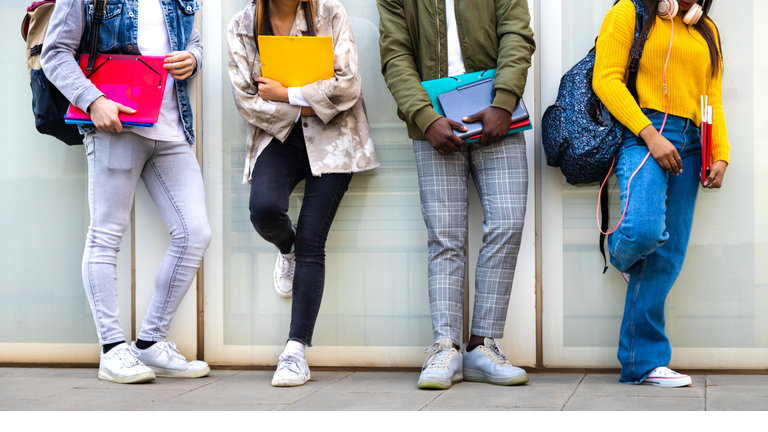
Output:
[227, 0, 379, 184]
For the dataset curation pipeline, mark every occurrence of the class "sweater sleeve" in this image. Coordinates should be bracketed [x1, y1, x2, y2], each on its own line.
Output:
[592, 0, 651, 136]
[705, 20, 730, 164]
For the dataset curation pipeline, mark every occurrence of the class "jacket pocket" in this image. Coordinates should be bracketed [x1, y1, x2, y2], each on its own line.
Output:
[86, 2, 124, 53]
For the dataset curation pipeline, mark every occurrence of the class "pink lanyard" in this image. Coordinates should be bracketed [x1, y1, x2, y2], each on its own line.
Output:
[597, 11, 675, 237]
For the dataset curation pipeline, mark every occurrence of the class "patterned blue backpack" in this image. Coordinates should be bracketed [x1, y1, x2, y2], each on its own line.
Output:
[541, 0, 651, 271]
[541, 0, 650, 184]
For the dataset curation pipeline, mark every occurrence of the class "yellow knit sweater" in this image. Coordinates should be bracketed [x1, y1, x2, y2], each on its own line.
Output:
[593, 0, 729, 163]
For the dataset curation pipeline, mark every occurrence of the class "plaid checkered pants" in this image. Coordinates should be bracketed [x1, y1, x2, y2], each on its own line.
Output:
[414, 133, 528, 346]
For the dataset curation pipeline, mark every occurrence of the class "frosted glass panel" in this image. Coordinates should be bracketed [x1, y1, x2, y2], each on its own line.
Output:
[0, 1, 131, 347]
[218, 0, 432, 348]
[560, 0, 764, 349]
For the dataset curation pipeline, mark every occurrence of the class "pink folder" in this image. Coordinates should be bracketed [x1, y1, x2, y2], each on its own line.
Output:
[65, 54, 169, 127]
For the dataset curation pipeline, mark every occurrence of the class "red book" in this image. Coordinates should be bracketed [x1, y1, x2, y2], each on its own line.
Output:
[706, 106, 713, 176]
[701, 117, 708, 184]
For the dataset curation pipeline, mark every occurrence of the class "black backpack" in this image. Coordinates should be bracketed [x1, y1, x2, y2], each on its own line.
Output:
[21, 0, 107, 146]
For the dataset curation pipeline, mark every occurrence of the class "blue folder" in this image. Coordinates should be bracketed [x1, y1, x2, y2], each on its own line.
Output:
[65, 118, 154, 128]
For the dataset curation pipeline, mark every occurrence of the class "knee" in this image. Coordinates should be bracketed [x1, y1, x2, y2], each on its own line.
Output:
[619, 223, 668, 256]
[249, 199, 285, 235]
[492, 215, 526, 237]
[85, 227, 125, 251]
[172, 222, 212, 253]
[190, 223, 212, 251]
[293, 231, 326, 260]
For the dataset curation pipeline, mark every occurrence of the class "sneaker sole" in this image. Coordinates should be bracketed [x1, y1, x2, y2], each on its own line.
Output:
[642, 377, 692, 388]
[417, 372, 463, 390]
[463, 369, 529, 386]
[98, 369, 156, 384]
[272, 371, 311, 387]
[149, 365, 211, 379]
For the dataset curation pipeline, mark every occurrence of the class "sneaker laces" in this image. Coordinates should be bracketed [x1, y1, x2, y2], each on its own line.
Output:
[277, 353, 305, 376]
[422, 343, 454, 371]
[115, 345, 143, 367]
[484, 340, 512, 367]
[651, 367, 685, 377]
[158, 341, 188, 361]
[277, 253, 295, 279]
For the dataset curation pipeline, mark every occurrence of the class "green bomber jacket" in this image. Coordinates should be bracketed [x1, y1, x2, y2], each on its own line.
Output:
[377, 0, 536, 139]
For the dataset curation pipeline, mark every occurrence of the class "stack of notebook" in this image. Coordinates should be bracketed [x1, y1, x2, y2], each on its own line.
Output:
[421, 70, 531, 143]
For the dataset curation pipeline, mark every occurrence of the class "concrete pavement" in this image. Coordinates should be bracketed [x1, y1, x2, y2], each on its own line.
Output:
[2, 368, 767, 411]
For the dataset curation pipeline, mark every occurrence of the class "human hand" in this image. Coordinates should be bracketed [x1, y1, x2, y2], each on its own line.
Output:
[704, 160, 728, 189]
[300, 107, 316, 116]
[639, 125, 682, 175]
[424, 117, 468, 155]
[253, 77, 289, 102]
[463, 106, 512, 145]
[164, 51, 197, 80]
[88, 96, 136, 133]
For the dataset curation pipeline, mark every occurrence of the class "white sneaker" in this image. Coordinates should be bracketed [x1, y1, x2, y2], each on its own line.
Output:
[133, 341, 210, 378]
[462, 338, 528, 386]
[272, 352, 311, 387]
[98, 343, 156, 384]
[642, 367, 692, 388]
[274, 249, 296, 299]
[417, 338, 463, 390]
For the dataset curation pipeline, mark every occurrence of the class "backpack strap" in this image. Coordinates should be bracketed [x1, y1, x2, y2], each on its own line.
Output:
[86, 0, 107, 71]
[627, 0, 652, 102]
[599, 0, 651, 274]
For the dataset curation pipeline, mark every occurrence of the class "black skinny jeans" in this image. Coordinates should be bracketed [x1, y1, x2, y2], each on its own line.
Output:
[250, 125, 352, 347]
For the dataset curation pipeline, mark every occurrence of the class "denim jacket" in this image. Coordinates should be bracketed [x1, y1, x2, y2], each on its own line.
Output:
[41, 0, 203, 144]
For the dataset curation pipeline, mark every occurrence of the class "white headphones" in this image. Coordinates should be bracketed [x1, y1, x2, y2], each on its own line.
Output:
[657, 0, 704, 25]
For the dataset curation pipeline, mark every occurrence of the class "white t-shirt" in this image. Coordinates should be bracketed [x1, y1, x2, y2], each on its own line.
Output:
[129, 0, 186, 142]
[446, 0, 466, 77]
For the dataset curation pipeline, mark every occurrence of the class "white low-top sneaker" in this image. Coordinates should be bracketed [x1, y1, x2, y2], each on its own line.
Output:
[272, 352, 311, 387]
[462, 338, 528, 386]
[133, 341, 210, 378]
[417, 338, 463, 390]
[98, 343, 156, 384]
[274, 250, 296, 299]
[642, 367, 692, 388]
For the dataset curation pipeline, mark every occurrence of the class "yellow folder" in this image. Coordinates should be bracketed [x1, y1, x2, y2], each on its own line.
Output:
[258, 36, 335, 87]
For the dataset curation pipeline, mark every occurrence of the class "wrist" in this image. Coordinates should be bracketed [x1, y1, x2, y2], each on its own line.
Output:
[638, 124, 658, 141]
[88, 96, 106, 114]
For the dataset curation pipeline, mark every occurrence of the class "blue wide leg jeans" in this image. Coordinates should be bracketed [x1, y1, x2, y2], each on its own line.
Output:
[608, 110, 702, 383]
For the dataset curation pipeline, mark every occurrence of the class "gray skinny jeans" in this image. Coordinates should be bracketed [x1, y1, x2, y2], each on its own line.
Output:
[82, 131, 211, 346]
